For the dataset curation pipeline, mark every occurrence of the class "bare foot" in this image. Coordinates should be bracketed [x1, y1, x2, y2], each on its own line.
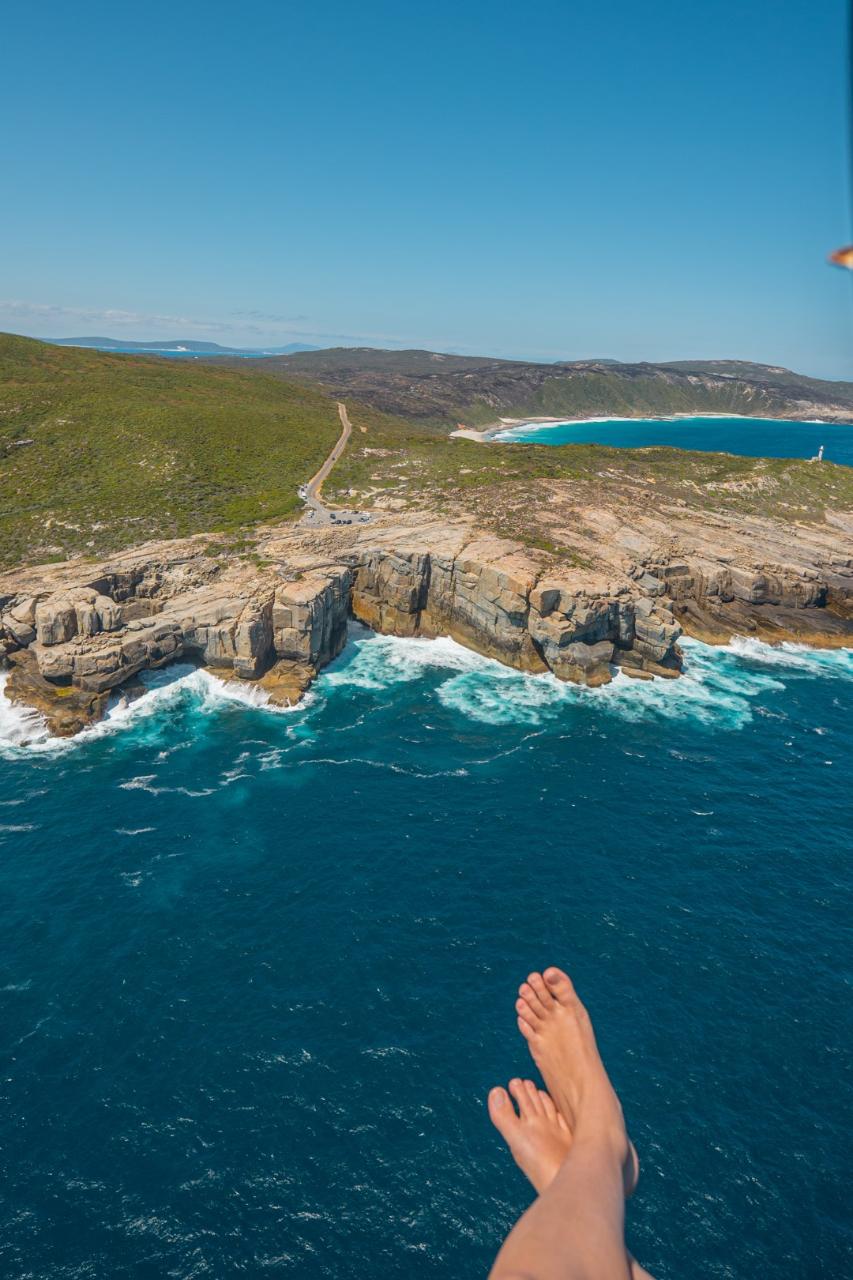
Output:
[516, 966, 639, 1193]
[488, 1078, 573, 1194]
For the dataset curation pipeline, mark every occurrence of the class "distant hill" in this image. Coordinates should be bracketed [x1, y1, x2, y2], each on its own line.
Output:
[226, 347, 853, 428]
[262, 343, 321, 355]
[47, 336, 321, 356]
[0, 332, 342, 566]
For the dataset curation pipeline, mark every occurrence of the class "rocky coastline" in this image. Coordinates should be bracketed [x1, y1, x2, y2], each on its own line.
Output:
[1, 513, 851, 738]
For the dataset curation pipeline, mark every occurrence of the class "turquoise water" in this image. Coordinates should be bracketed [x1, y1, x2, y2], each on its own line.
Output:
[1, 629, 851, 1277]
[497, 415, 853, 466]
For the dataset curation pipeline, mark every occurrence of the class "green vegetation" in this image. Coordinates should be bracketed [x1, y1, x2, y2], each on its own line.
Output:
[2, 333, 850, 573]
[452, 372, 778, 429]
[222, 346, 853, 431]
[0, 333, 342, 567]
[328, 404, 853, 548]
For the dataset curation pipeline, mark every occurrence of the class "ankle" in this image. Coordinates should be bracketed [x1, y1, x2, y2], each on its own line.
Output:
[571, 1115, 629, 1166]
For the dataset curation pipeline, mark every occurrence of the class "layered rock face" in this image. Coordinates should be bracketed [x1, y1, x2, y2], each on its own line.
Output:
[348, 536, 680, 684]
[1, 508, 850, 737]
[527, 488, 853, 648]
[652, 556, 853, 644]
[0, 551, 355, 735]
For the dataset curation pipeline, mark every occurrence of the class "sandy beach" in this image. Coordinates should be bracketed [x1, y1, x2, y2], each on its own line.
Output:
[450, 416, 567, 442]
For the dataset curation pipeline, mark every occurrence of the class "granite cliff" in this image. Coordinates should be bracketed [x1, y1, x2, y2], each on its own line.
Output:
[2, 510, 850, 738]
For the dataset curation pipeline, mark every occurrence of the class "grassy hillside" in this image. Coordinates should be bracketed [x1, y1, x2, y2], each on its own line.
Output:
[224, 347, 853, 429]
[453, 369, 759, 426]
[2, 332, 850, 574]
[0, 333, 342, 568]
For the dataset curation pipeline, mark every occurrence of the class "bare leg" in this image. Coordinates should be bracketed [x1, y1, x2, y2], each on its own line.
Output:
[488, 1082, 654, 1280]
[489, 967, 652, 1280]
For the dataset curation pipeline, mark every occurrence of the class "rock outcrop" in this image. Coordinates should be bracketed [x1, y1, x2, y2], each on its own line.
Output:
[346, 535, 681, 685]
[1, 508, 850, 737]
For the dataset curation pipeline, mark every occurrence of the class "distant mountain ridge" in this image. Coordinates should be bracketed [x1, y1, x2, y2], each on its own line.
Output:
[33, 336, 853, 424]
[47, 336, 320, 356]
[215, 347, 853, 428]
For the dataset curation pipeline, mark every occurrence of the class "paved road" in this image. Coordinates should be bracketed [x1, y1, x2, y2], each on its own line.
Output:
[299, 402, 370, 527]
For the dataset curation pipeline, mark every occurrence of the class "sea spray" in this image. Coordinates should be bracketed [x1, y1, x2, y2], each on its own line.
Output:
[0, 663, 309, 758]
[0, 672, 52, 752]
[1, 632, 850, 756]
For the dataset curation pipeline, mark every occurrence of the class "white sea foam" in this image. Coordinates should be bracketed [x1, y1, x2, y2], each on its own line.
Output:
[288, 754, 468, 780]
[318, 630, 849, 731]
[436, 665, 571, 725]
[118, 773, 216, 798]
[92, 663, 300, 734]
[120, 871, 146, 888]
[0, 663, 308, 758]
[1, 631, 849, 756]
[323, 632, 486, 690]
[723, 635, 853, 676]
[0, 674, 54, 752]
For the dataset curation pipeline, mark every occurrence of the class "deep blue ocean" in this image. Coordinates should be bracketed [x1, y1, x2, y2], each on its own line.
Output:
[498, 415, 853, 466]
[1, 627, 851, 1278]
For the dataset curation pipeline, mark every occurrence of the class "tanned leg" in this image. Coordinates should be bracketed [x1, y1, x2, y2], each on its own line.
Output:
[489, 967, 652, 1280]
[488, 1080, 654, 1279]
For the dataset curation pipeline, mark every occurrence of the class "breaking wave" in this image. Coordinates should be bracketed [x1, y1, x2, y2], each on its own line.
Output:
[723, 635, 853, 675]
[0, 678, 54, 752]
[1, 631, 849, 755]
[318, 630, 850, 730]
[0, 664, 308, 758]
[322, 631, 487, 689]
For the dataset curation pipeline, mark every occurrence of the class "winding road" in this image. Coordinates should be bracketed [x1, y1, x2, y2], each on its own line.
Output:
[299, 402, 369, 527]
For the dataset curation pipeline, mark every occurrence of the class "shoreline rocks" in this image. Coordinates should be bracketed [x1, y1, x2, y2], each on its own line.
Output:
[1, 512, 850, 737]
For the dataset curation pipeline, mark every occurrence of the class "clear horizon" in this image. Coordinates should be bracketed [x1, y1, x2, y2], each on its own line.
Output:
[2, 0, 852, 379]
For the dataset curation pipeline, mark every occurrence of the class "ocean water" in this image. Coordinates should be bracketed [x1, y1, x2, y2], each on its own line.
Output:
[1, 628, 851, 1278]
[497, 415, 853, 466]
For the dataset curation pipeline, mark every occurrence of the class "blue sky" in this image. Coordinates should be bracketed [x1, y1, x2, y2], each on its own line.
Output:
[1, 0, 851, 377]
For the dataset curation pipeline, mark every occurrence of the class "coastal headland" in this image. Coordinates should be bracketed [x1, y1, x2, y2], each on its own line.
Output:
[2, 503, 851, 737]
[2, 333, 852, 736]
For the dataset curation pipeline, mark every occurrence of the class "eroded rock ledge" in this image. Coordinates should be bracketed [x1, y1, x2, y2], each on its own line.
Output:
[1, 513, 851, 736]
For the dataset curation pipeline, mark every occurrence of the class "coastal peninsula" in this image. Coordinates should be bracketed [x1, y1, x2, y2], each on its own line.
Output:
[1, 334, 851, 736]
